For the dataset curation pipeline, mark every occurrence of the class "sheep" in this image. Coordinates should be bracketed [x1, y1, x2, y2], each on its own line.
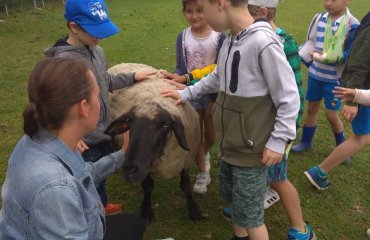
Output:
[105, 63, 203, 223]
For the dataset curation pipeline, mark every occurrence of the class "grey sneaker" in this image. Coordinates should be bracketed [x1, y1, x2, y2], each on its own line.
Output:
[205, 152, 211, 173]
[193, 172, 211, 194]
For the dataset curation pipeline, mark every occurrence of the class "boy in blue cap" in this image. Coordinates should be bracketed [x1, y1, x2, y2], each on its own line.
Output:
[45, 0, 155, 216]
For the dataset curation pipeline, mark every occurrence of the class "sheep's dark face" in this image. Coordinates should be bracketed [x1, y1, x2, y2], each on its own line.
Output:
[105, 104, 189, 182]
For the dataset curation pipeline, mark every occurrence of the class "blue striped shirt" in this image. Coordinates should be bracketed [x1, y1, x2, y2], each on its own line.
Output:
[304, 8, 359, 83]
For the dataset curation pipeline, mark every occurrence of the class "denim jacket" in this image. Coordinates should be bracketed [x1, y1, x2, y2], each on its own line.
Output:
[0, 129, 125, 239]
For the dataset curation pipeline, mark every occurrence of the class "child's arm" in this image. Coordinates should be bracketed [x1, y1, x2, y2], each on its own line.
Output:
[160, 64, 217, 84]
[107, 72, 135, 91]
[299, 13, 321, 67]
[108, 70, 156, 91]
[162, 67, 220, 103]
[352, 88, 370, 105]
[261, 42, 301, 155]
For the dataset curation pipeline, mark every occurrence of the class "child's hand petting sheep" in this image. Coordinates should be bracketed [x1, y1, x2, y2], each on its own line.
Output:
[159, 70, 187, 83]
[134, 70, 157, 81]
[161, 87, 183, 105]
[163, 79, 186, 90]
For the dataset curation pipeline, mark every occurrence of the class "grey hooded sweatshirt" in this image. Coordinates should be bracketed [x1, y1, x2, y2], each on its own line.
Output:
[179, 21, 300, 167]
[44, 38, 134, 146]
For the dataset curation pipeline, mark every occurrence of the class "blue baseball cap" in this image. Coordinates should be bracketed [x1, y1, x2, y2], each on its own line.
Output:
[64, 0, 120, 39]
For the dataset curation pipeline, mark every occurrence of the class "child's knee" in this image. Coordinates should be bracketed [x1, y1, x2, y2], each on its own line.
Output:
[325, 110, 341, 124]
[307, 102, 321, 114]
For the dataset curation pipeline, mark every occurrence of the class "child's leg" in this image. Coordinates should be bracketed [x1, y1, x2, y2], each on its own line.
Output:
[325, 109, 344, 134]
[271, 180, 305, 232]
[306, 105, 370, 190]
[233, 224, 249, 238]
[291, 101, 320, 152]
[195, 109, 206, 172]
[319, 134, 370, 173]
[305, 101, 321, 126]
[292, 76, 324, 152]
[233, 222, 269, 240]
[325, 109, 350, 164]
[245, 225, 268, 240]
[323, 82, 347, 146]
[230, 166, 268, 239]
[305, 134, 370, 190]
[268, 147, 308, 233]
[193, 109, 211, 194]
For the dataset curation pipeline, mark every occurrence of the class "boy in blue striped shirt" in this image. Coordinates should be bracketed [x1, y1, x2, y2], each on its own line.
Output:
[292, 0, 359, 160]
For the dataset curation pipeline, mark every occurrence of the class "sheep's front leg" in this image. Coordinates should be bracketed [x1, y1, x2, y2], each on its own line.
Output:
[141, 173, 154, 223]
[180, 169, 203, 221]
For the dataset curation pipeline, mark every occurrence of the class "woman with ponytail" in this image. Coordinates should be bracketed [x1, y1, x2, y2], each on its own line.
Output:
[0, 57, 145, 240]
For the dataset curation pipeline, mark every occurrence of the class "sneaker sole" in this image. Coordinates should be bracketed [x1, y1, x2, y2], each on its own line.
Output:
[304, 171, 329, 191]
[264, 195, 280, 209]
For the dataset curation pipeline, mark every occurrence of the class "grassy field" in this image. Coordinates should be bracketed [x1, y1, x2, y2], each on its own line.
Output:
[0, 0, 369, 239]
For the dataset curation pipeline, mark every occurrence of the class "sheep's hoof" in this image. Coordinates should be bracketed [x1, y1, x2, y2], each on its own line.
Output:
[188, 202, 203, 221]
[141, 206, 155, 223]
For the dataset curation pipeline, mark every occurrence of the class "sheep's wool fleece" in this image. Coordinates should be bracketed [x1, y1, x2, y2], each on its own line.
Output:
[108, 63, 200, 180]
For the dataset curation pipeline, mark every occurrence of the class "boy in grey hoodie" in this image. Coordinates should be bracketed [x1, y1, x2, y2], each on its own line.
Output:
[44, 0, 155, 215]
[162, 0, 299, 239]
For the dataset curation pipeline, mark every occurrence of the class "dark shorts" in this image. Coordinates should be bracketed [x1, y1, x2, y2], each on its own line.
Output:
[219, 160, 267, 228]
[306, 76, 342, 111]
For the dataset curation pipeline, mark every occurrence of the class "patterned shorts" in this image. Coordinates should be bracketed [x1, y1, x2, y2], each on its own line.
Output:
[219, 160, 267, 228]
[267, 148, 289, 183]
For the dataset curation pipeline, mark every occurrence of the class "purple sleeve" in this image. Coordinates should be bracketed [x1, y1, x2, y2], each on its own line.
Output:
[175, 32, 187, 75]
[216, 32, 227, 63]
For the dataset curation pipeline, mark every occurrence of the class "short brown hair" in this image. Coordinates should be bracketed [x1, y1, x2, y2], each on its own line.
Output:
[23, 57, 94, 137]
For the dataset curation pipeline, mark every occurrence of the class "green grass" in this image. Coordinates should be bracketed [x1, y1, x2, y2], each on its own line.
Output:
[0, 1, 369, 239]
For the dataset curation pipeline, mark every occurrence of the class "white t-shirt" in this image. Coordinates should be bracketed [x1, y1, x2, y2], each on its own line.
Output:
[184, 27, 219, 72]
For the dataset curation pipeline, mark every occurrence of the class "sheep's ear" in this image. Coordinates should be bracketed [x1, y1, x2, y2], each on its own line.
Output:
[172, 117, 190, 151]
[104, 112, 131, 135]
